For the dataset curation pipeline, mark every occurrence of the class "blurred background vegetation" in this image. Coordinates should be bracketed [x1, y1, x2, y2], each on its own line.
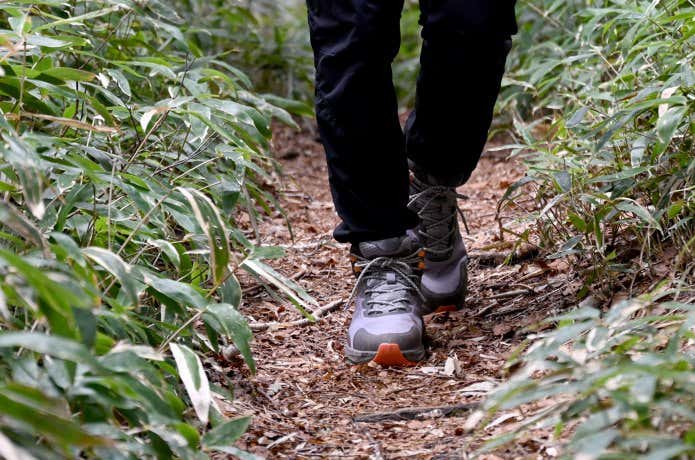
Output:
[0, 0, 692, 458]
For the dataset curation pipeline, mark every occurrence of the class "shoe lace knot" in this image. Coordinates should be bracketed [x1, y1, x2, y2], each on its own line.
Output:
[408, 182, 469, 259]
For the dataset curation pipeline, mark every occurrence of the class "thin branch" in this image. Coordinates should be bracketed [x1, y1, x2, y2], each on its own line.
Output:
[354, 403, 479, 423]
[249, 299, 343, 332]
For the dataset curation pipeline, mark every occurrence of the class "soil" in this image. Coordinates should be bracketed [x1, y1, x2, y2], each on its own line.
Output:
[218, 122, 579, 459]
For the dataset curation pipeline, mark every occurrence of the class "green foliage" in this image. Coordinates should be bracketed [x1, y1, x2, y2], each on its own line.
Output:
[263, 0, 424, 107]
[237, 0, 316, 104]
[480, 289, 695, 458]
[473, 0, 695, 456]
[394, 0, 423, 108]
[195, 0, 316, 105]
[0, 1, 312, 457]
[499, 0, 694, 283]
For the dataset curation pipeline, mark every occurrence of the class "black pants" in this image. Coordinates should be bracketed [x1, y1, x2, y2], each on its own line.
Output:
[307, 0, 517, 243]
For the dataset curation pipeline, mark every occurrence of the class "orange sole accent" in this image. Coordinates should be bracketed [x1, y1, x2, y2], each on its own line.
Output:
[372, 343, 419, 367]
[432, 305, 458, 314]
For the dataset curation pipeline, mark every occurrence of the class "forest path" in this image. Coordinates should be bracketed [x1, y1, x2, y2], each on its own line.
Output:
[222, 124, 573, 459]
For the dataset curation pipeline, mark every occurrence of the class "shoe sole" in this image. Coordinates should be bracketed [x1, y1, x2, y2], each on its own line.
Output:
[430, 304, 461, 314]
[426, 297, 465, 315]
[345, 343, 425, 367]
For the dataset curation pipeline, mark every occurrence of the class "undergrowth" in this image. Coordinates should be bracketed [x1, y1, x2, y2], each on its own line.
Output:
[472, 0, 695, 457]
[0, 1, 314, 458]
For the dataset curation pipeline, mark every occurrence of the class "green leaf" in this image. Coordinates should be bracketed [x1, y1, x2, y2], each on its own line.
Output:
[0, 250, 87, 327]
[40, 67, 95, 82]
[643, 444, 693, 460]
[553, 171, 572, 192]
[170, 343, 211, 425]
[615, 201, 661, 230]
[177, 187, 231, 285]
[147, 239, 181, 270]
[570, 429, 619, 458]
[26, 34, 69, 48]
[667, 201, 684, 219]
[203, 303, 255, 373]
[630, 136, 647, 167]
[0, 333, 102, 370]
[0, 128, 45, 220]
[685, 428, 695, 445]
[8, 13, 29, 35]
[105, 68, 131, 97]
[242, 259, 317, 314]
[0, 384, 109, 448]
[656, 105, 686, 147]
[0, 77, 57, 115]
[260, 93, 315, 118]
[82, 247, 141, 307]
[219, 274, 242, 308]
[249, 245, 285, 260]
[201, 416, 251, 448]
[0, 201, 47, 249]
[141, 271, 206, 309]
[568, 213, 587, 233]
[34, 5, 127, 31]
[208, 446, 262, 460]
[566, 106, 589, 128]
[630, 373, 656, 404]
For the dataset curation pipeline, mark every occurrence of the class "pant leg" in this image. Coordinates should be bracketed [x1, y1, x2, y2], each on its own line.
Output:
[405, 0, 517, 186]
[307, 0, 417, 244]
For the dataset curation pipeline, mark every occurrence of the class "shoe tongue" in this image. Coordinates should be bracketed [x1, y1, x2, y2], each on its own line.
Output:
[358, 236, 409, 259]
[362, 259, 412, 315]
[354, 238, 418, 315]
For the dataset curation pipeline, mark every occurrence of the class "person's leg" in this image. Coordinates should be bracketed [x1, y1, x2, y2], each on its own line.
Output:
[406, 0, 517, 185]
[306, 0, 417, 244]
[406, 0, 517, 311]
[307, 1, 426, 366]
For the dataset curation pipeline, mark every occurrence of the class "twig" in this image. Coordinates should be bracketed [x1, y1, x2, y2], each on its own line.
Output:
[122, 110, 169, 174]
[472, 300, 499, 318]
[353, 403, 478, 423]
[249, 299, 343, 332]
[469, 246, 539, 266]
[489, 288, 532, 300]
[517, 268, 550, 282]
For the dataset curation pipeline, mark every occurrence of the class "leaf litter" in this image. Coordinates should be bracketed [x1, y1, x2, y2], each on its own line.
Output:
[216, 123, 577, 458]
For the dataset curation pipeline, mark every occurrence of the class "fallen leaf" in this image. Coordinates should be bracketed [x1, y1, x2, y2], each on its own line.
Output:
[485, 411, 522, 431]
[493, 323, 513, 336]
[463, 410, 485, 432]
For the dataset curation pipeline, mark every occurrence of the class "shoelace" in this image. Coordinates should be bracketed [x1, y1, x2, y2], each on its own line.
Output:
[346, 252, 425, 316]
[408, 183, 469, 259]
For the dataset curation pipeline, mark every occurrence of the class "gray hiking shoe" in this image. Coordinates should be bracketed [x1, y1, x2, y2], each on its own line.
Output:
[345, 236, 427, 366]
[408, 173, 469, 313]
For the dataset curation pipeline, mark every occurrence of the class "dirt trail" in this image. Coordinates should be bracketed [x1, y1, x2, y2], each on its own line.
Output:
[221, 124, 575, 459]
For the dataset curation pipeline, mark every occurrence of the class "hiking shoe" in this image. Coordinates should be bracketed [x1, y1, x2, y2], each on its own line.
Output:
[408, 173, 469, 313]
[345, 236, 427, 366]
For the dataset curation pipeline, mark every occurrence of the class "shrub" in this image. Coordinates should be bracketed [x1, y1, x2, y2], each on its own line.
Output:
[499, 0, 694, 285]
[0, 1, 312, 457]
[472, 0, 695, 456]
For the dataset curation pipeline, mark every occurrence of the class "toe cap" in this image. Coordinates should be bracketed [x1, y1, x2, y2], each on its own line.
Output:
[351, 325, 423, 352]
